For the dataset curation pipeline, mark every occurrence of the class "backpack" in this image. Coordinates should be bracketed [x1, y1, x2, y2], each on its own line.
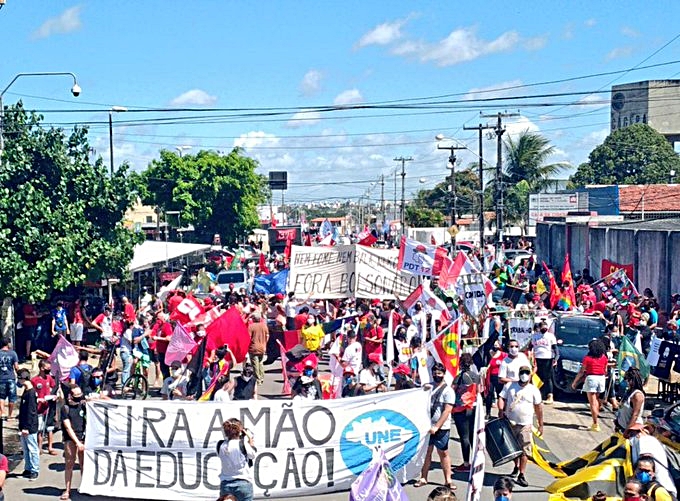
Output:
[647, 481, 678, 501]
[76, 365, 93, 394]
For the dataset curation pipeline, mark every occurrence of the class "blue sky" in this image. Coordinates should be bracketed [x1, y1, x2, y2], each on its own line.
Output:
[2, 1, 680, 206]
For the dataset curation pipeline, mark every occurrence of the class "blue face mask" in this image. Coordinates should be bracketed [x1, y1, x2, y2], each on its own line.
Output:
[496, 496, 510, 501]
[636, 471, 652, 484]
[344, 376, 353, 385]
[93, 378, 102, 386]
[303, 369, 313, 377]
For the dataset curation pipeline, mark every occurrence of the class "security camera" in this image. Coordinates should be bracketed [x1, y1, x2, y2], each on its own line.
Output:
[71, 84, 81, 97]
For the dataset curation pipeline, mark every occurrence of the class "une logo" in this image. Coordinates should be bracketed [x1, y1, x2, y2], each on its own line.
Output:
[340, 410, 420, 475]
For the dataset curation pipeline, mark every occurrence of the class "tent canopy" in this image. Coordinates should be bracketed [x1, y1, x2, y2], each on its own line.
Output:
[129, 240, 211, 273]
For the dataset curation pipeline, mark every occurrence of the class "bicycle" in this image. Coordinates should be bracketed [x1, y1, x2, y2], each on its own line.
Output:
[122, 357, 149, 400]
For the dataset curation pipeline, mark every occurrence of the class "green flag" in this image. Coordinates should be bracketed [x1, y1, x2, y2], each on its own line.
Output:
[616, 335, 650, 381]
[230, 250, 243, 270]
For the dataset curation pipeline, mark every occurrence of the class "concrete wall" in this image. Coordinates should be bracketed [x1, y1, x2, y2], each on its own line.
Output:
[568, 224, 590, 274]
[669, 232, 680, 299]
[535, 223, 552, 265]
[549, 224, 567, 269]
[589, 228, 608, 279]
[635, 230, 668, 300]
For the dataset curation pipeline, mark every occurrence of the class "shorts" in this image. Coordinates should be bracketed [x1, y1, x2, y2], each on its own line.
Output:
[24, 325, 38, 342]
[149, 351, 159, 364]
[428, 428, 450, 451]
[511, 423, 533, 456]
[38, 414, 54, 434]
[584, 375, 606, 393]
[70, 323, 84, 342]
[0, 380, 17, 403]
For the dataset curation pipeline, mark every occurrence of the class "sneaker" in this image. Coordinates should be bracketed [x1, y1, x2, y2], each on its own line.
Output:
[589, 423, 601, 432]
[515, 473, 529, 487]
[28, 472, 39, 480]
[21, 470, 31, 478]
[510, 466, 519, 477]
[544, 395, 554, 405]
[453, 463, 471, 473]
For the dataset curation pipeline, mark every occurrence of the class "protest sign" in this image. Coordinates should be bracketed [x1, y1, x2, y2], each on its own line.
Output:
[507, 317, 533, 349]
[600, 259, 634, 282]
[287, 245, 419, 300]
[455, 273, 488, 320]
[80, 389, 430, 500]
[594, 269, 639, 308]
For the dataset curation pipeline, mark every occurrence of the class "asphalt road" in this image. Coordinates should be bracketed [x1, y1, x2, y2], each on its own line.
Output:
[3, 358, 622, 501]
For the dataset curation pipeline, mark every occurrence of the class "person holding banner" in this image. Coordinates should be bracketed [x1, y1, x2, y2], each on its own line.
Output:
[217, 418, 256, 501]
[415, 363, 455, 491]
[61, 384, 86, 501]
[451, 353, 479, 473]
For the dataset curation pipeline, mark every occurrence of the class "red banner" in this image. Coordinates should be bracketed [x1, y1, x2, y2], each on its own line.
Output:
[160, 271, 182, 283]
[275, 228, 297, 242]
[601, 259, 634, 281]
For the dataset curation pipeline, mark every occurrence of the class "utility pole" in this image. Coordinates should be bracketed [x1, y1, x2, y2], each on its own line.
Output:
[394, 157, 413, 237]
[481, 112, 519, 261]
[380, 174, 385, 231]
[436, 143, 465, 227]
[464, 123, 495, 251]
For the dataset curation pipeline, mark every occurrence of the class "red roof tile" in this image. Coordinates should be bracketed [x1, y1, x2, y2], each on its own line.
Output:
[618, 184, 680, 212]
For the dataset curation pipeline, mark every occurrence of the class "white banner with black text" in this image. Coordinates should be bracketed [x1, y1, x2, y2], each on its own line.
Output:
[80, 389, 430, 500]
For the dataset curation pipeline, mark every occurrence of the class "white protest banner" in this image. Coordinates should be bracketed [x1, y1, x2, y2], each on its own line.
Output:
[397, 236, 436, 276]
[507, 317, 534, 349]
[80, 389, 430, 500]
[455, 273, 488, 320]
[647, 335, 662, 367]
[355, 245, 420, 300]
[288, 245, 356, 298]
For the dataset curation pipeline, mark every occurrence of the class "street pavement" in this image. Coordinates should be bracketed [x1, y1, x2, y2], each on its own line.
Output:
[3, 356, 623, 501]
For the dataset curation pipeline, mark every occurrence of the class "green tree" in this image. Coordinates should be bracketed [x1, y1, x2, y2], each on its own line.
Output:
[405, 206, 445, 227]
[413, 167, 481, 219]
[504, 130, 568, 191]
[0, 103, 142, 302]
[141, 148, 267, 245]
[571, 124, 680, 186]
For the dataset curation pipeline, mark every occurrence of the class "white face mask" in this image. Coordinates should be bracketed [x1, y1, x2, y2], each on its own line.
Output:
[196, 330, 206, 337]
[519, 373, 530, 383]
[509, 347, 519, 356]
[242, 375, 252, 382]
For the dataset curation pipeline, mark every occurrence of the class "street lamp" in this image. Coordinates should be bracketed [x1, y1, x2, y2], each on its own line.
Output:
[0, 72, 80, 164]
[175, 145, 192, 157]
[435, 135, 465, 227]
[109, 106, 128, 176]
[670, 169, 676, 184]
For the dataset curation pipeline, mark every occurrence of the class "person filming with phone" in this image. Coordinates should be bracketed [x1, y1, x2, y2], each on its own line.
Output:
[217, 418, 257, 501]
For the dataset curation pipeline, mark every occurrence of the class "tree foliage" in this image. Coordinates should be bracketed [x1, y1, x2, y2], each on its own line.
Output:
[0, 103, 142, 302]
[141, 149, 267, 245]
[413, 167, 481, 219]
[504, 130, 568, 191]
[571, 124, 680, 186]
[405, 206, 445, 227]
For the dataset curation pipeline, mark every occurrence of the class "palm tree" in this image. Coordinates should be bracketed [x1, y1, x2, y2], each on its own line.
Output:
[504, 130, 569, 192]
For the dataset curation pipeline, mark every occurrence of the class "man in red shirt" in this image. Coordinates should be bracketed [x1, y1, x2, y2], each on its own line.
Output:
[31, 360, 57, 455]
[363, 314, 384, 361]
[294, 306, 310, 331]
[121, 296, 136, 326]
[22, 303, 40, 360]
[152, 313, 173, 381]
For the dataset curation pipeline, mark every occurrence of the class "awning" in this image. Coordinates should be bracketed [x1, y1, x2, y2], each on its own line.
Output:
[128, 240, 211, 273]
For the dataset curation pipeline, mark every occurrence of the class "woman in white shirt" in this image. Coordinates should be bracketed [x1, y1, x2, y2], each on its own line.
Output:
[218, 418, 256, 501]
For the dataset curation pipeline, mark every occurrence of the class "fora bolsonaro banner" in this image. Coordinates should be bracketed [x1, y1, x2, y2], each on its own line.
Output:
[80, 389, 430, 500]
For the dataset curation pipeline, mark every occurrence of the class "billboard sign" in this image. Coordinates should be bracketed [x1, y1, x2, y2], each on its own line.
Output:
[528, 192, 589, 226]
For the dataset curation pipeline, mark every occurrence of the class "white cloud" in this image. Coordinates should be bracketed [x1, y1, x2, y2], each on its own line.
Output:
[233, 131, 280, 150]
[169, 89, 217, 107]
[464, 79, 524, 101]
[355, 17, 409, 48]
[334, 89, 363, 106]
[584, 18, 597, 28]
[32, 6, 83, 39]
[285, 110, 322, 128]
[605, 46, 633, 61]
[392, 27, 521, 67]
[621, 26, 640, 38]
[575, 94, 608, 109]
[299, 70, 323, 96]
[524, 35, 548, 51]
[505, 116, 540, 140]
[563, 23, 574, 40]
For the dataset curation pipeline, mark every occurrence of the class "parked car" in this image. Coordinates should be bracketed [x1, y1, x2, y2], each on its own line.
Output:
[552, 314, 607, 393]
[503, 249, 535, 268]
[216, 270, 249, 291]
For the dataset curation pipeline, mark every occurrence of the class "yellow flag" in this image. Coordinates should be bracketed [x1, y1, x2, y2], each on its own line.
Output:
[536, 278, 547, 295]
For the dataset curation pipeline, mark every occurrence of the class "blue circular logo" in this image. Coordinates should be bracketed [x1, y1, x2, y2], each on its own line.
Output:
[340, 410, 420, 475]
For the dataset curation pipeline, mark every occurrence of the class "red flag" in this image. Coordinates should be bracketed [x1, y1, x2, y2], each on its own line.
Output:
[562, 253, 577, 307]
[542, 261, 561, 309]
[430, 233, 437, 245]
[426, 319, 461, 379]
[258, 253, 270, 274]
[437, 256, 454, 289]
[432, 247, 449, 276]
[270, 215, 277, 228]
[169, 295, 205, 325]
[284, 234, 293, 260]
[184, 306, 224, 330]
[304, 233, 312, 246]
[206, 307, 251, 363]
[357, 229, 377, 246]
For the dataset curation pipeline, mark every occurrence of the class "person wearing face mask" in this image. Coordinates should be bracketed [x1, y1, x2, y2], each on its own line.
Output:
[233, 363, 257, 401]
[622, 479, 645, 501]
[160, 361, 188, 400]
[635, 456, 674, 501]
[498, 340, 532, 385]
[32, 359, 57, 455]
[359, 360, 387, 394]
[341, 367, 365, 398]
[493, 477, 514, 501]
[529, 321, 557, 404]
[485, 344, 507, 420]
[415, 363, 455, 490]
[17, 368, 39, 480]
[498, 365, 543, 488]
[61, 383, 87, 501]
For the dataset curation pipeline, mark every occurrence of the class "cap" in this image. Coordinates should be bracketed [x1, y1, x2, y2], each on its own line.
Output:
[275, 293, 285, 300]
[519, 365, 532, 372]
[343, 367, 355, 375]
[304, 359, 315, 368]
[371, 299, 381, 306]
